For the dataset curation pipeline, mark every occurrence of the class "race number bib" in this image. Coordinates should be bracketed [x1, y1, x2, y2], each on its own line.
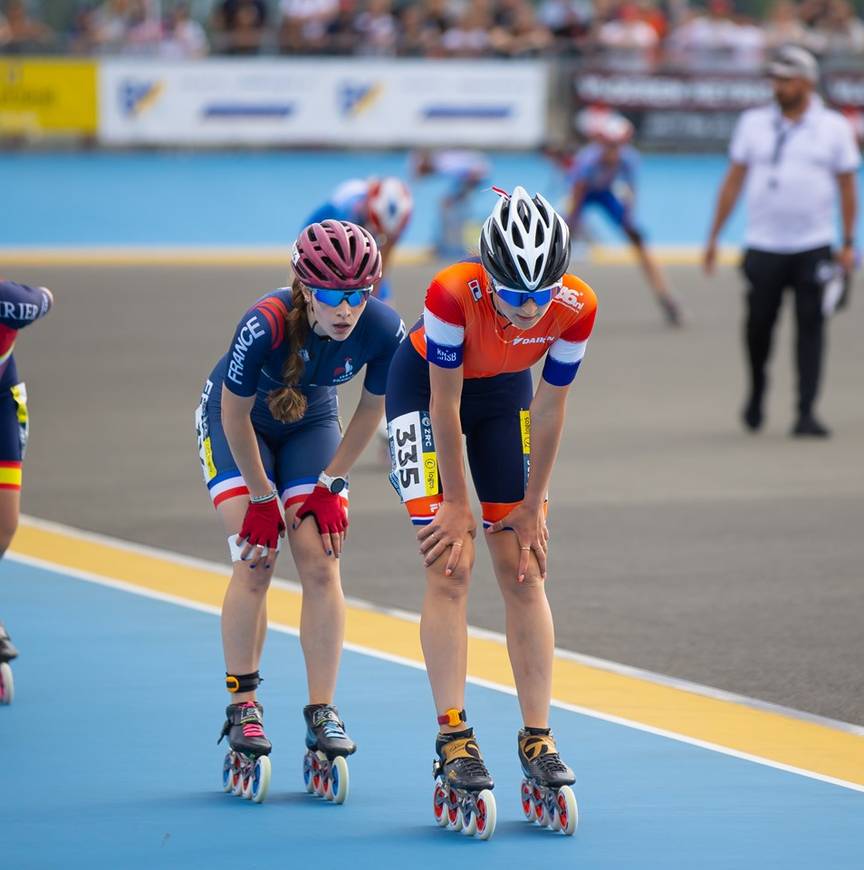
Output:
[387, 411, 439, 502]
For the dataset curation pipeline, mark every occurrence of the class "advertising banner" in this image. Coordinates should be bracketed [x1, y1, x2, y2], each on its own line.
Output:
[99, 59, 547, 147]
[0, 59, 98, 137]
[572, 67, 864, 147]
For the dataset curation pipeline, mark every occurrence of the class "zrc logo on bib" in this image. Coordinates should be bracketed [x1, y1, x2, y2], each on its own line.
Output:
[387, 411, 439, 502]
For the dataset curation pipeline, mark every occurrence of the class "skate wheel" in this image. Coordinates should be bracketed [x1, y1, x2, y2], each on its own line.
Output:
[250, 755, 271, 804]
[554, 785, 578, 835]
[221, 752, 236, 793]
[328, 756, 349, 805]
[461, 807, 477, 837]
[231, 756, 245, 796]
[474, 789, 496, 840]
[533, 785, 549, 826]
[0, 662, 13, 705]
[302, 752, 315, 793]
[241, 769, 255, 800]
[520, 779, 533, 820]
[447, 790, 463, 831]
[311, 751, 326, 796]
[432, 781, 449, 827]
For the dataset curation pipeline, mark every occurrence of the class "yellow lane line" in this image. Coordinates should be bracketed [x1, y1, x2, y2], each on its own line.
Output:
[10, 518, 864, 788]
[0, 246, 432, 267]
[0, 245, 734, 268]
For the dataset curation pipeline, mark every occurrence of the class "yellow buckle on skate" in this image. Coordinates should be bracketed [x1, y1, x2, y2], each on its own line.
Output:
[437, 707, 465, 727]
[225, 675, 240, 693]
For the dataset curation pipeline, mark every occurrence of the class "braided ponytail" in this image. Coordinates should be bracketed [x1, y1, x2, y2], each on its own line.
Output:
[267, 280, 310, 423]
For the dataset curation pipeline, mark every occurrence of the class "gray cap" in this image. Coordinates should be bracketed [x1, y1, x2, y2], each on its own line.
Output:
[767, 45, 819, 82]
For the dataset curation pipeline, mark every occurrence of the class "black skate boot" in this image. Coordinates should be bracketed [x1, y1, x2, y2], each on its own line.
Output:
[302, 704, 355, 804]
[518, 727, 579, 835]
[0, 622, 19, 663]
[432, 728, 497, 839]
[303, 704, 356, 756]
[218, 701, 272, 802]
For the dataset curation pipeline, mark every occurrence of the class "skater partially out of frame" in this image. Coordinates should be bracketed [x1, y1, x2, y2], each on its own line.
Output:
[195, 221, 405, 803]
[0, 278, 54, 706]
[384, 187, 596, 838]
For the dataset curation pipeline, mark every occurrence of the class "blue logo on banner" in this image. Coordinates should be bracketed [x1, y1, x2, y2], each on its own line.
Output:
[202, 104, 294, 119]
[120, 80, 164, 117]
[422, 106, 511, 120]
[339, 82, 382, 117]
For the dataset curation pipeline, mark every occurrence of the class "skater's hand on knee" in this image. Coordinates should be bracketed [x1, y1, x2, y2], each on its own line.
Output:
[486, 505, 548, 582]
[417, 502, 475, 576]
[293, 487, 349, 559]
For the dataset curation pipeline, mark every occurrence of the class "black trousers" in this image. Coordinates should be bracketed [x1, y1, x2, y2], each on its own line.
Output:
[740, 246, 832, 417]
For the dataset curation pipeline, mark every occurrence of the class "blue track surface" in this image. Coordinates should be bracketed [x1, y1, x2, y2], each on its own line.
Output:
[2, 559, 861, 868]
[0, 151, 754, 248]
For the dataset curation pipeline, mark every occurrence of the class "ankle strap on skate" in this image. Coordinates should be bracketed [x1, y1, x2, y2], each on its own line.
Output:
[226, 670, 261, 693]
[437, 707, 466, 727]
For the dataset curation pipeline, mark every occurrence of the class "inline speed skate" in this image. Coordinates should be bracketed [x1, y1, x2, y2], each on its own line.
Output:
[218, 700, 272, 803]
[302, 703, 356, 805]
[432, 727, 497, 840]
[518, 727, 578, 835]
[0, 622, 18, 705]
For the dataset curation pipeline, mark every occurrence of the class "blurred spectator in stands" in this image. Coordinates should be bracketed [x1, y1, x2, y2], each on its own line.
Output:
[0, 0, 55, 53]
[279, 0, 338, 54]
[397, 2, 443, 56]
[730, 12, 766, 70]
[491, 0, 554, 57]
[320, 0, 358, 54]
[537, 0, 593, 52]
[596, 1, 660, 71]
[91, 0, 133, 52]
[666, 0, 741, 70]
[161, 2, 208, 57]
[798, 0, 830, 30]
[763, 0, 811, 50]
[354, 0, 397, 55]
[441, 0, 491, 57]
[122, 0, 162, 54]
[423, 0, 456, 35]
[810, 0, 864, 58]
[211, 0, 269, 54]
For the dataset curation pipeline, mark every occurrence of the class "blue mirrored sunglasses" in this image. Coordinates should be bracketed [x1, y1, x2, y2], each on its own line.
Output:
[492, 279, 560, 308]
[310, 286, 373, 307]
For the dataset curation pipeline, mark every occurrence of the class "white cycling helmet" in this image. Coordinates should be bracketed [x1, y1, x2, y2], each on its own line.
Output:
[367, 176, 413, 239]
[480, 186, 570, 291]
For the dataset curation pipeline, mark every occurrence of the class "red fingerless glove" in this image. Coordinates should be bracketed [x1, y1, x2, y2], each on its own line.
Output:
[238, 496, 285, 549]
[295, 486, 348, 535]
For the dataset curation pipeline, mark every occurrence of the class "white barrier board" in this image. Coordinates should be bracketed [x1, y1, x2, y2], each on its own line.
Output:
[99, 59, 548, 147]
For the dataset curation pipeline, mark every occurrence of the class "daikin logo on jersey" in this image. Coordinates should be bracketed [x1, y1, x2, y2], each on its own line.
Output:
[511, 335, 554, 345]
[227, 315, 265, 385]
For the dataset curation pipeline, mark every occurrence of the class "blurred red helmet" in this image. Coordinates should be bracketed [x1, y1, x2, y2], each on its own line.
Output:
[367, 176, 413, 238]
[597, 115, 635, 146]
[292, 220, 382, 289]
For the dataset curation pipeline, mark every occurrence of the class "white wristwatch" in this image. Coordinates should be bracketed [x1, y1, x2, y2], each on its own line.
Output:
[317, 472, 348, 495]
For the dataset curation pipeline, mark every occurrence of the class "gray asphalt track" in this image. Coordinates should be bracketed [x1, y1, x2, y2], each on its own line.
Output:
[9, 259, 864, 725]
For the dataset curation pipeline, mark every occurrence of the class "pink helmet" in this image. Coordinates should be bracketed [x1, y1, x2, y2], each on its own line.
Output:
[291, 220, 382, 289]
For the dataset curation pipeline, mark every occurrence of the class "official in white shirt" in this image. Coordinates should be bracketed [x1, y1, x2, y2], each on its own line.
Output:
[703, 45, 859, 437]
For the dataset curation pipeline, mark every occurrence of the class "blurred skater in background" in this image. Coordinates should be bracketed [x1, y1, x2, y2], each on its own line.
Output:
[305, 176, 414, 304]
[562, 113, 682, 326]
[413, 149, 491, 259]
